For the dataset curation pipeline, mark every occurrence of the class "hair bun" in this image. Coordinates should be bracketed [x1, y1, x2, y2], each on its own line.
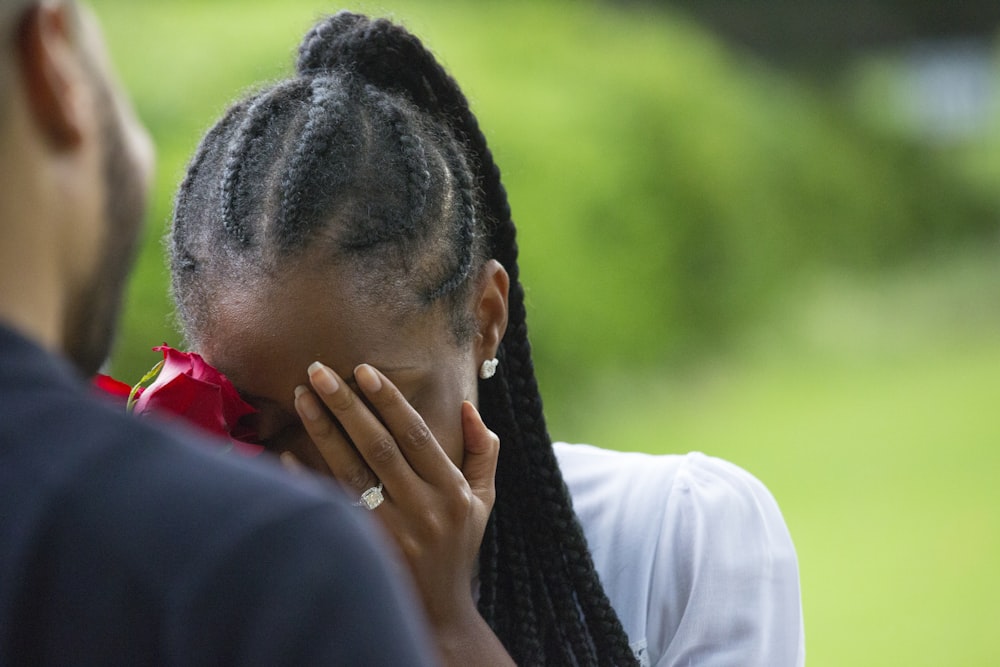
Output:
[295, 12, 444, 114]
[296, 11, 369, 75]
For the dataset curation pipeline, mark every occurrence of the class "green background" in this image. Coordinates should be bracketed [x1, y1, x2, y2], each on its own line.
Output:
[89, 1, 1000, 664]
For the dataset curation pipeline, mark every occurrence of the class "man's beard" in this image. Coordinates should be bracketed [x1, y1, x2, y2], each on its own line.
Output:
[64, 81, 147, 377]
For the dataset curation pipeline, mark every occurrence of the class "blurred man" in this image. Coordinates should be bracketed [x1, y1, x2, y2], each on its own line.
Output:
[0, 2, 436, 664]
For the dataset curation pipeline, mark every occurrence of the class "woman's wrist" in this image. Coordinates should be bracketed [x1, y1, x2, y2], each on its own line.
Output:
[433, 604, 515, 667]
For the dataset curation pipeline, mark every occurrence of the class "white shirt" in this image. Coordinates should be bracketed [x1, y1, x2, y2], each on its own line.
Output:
[555, 443, 805, 666]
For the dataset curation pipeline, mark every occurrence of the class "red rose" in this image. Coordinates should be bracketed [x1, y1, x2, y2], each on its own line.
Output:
[96, 346, 262, 457]
[93, 373, 139, 406]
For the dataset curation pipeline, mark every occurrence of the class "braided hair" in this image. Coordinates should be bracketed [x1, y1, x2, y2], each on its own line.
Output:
[170, 12, 638, 666]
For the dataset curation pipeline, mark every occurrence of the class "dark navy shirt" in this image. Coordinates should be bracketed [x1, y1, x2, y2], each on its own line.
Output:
[0, 326, 435, 666]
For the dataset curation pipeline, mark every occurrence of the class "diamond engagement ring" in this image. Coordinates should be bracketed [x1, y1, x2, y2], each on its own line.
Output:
[354, 482, 385, 510]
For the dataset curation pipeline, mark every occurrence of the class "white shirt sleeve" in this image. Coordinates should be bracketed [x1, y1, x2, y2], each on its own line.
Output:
[652, 453, 804, 666]
[555, 445, 804, 667]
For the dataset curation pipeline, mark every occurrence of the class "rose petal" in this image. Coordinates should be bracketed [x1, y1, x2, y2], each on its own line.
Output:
[92, 374, 143, 410]
[151, 345, 195, 380]
[134, 372, 229, 437]
[93, 374, 133, 398]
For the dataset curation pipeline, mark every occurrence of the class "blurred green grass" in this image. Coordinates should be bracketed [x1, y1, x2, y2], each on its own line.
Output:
[89, 1, 1000, 665]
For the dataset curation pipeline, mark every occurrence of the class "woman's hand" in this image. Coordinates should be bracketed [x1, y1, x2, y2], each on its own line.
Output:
[290, 361, 499, 634]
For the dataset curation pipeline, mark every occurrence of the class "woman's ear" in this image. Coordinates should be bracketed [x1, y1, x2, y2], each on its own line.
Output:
[474, 259, 509, 361]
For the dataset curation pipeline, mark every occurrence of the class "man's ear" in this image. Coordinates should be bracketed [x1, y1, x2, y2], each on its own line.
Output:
[474, 259, 509, 362]
[15, 2, 87, 148]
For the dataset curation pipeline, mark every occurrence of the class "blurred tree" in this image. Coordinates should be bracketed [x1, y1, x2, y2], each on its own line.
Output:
[634, 1, 1000, 72]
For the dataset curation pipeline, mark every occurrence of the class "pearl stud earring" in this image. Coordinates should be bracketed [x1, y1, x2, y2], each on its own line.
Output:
[479, 358, 499, 380]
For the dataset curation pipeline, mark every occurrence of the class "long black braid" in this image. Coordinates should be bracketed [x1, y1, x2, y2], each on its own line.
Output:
[170, 12, 638, 666]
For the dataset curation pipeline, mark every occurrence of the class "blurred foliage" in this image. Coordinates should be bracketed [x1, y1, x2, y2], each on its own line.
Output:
[92, 0, 998, 401]
[844, 45, 1000, 210]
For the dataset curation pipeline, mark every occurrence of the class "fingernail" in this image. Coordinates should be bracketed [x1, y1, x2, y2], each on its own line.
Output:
[280, 451, 303, 471]
[295, 386, 321, 421]
[308, 361, 339, 394]
[355, 364, 382, 393]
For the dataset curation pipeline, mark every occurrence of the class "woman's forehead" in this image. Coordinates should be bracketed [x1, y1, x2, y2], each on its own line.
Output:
[199, 266, 452, 383]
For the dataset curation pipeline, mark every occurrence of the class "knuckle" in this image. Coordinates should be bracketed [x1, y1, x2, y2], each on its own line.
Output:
[416, 507, 446, 540]
[344, 464, 373, 491]
[444, 485, 474, 520]
[327, 389, 355, 413]
[367, 387, 396, 409]
[402, 421, 433, 451]
[456, 486, 475, 511]
[365, 434, 398, 465]
[397, 534, 422, 562]
[307, 418, 335, 440]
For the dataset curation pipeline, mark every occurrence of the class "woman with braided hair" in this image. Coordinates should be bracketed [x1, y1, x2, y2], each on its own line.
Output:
[169, 11, 804, 666]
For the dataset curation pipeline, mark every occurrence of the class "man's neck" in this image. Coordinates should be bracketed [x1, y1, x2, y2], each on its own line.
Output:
[0, 239, 65, 359]
[0, 151, 67, 362]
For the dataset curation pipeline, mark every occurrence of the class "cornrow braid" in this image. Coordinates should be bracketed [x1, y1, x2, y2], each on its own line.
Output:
[170, 11, 638, 666]
[278, 76, 351, 251]
[425, 131, 476, 302]
[172, 100, 249, 271]
[370, 88, 430, 239]
[218, 80, 304, 246]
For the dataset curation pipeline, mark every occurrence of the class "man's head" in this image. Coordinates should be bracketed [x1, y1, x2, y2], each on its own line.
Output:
[0, 0, 153, 375]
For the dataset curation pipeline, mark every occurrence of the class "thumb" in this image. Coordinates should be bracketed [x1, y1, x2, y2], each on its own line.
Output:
[460, 401, 499, 501]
